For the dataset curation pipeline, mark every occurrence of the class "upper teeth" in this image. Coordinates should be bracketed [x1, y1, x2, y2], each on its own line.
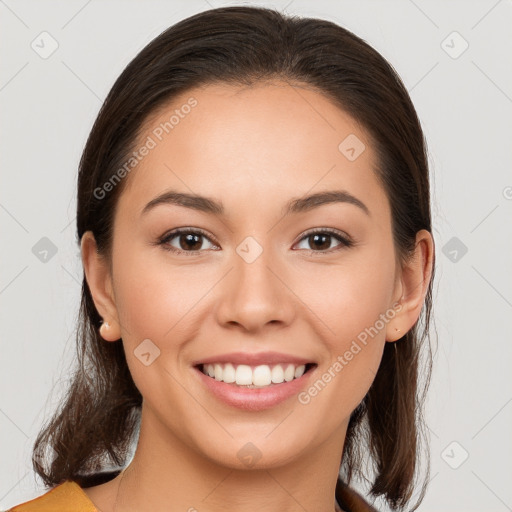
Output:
[202, 363, 306, 387]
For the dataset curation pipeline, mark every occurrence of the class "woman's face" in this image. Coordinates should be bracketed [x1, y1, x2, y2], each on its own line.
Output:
[90, 81, 408, 469]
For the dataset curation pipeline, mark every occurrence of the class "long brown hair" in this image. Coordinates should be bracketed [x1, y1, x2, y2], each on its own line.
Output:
[32, 6, 436, 510]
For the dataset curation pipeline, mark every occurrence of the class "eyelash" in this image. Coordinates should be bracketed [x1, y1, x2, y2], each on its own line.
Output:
[156, 227, 354, 256]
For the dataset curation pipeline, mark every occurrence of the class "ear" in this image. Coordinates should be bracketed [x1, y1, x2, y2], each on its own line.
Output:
[80, 231, 121, 342]
[386, 229, 435, 342]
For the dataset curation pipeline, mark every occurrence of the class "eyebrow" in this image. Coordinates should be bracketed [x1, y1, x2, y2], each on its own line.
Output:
[141, 189, 370, 217]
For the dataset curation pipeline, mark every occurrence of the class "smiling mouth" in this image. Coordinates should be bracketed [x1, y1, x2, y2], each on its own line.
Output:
[195, 362, 317, 388]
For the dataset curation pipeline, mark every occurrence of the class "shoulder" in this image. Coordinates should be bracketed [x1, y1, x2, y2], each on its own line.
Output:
[7, 481, 98, 512]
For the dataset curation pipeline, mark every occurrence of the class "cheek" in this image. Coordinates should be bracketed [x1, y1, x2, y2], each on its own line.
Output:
[301, 242, 397, 345]
[111, 248, 206, 428]
[112, 241, 210, 342]
[298, 242, 397, 405]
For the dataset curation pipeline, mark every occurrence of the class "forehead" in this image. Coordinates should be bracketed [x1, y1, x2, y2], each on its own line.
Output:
[117, 80, 388, 221]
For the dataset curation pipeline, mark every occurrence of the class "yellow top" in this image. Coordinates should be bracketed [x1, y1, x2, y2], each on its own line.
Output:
[7, 478, 377, 511]
[8, 481, 98, 512]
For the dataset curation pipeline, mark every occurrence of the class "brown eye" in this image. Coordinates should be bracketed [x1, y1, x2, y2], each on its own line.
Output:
[306, 233, 332, 251]
[294, 229, 353, 253]
[159, 228, 218, 255]
[177, 232, 203, 251]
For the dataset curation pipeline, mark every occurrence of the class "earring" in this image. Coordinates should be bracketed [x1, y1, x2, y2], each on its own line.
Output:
[99, 319, 111, 338]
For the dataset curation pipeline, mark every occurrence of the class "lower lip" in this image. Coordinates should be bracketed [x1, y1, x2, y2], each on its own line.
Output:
[193, 366, 315, 411]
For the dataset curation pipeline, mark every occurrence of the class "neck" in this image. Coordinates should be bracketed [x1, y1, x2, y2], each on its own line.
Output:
[113, 404, 348, 512]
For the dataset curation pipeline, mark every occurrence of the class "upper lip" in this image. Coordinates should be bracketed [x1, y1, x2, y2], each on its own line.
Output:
[192, 351, 315, 367]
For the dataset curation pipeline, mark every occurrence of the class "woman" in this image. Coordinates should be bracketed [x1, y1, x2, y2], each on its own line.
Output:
[9, 5, 435, 512]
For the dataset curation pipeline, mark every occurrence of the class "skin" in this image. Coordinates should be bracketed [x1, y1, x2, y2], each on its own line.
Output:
[81, 81, 434, 512]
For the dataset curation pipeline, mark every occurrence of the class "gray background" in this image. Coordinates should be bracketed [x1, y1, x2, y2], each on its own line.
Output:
[1, 0, 511, 510]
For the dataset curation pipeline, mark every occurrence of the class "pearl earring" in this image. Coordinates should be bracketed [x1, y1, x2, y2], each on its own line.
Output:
[99, 320, 111, 338]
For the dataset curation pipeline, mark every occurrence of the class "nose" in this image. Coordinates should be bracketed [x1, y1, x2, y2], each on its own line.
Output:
[214, 240, 295, 333]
